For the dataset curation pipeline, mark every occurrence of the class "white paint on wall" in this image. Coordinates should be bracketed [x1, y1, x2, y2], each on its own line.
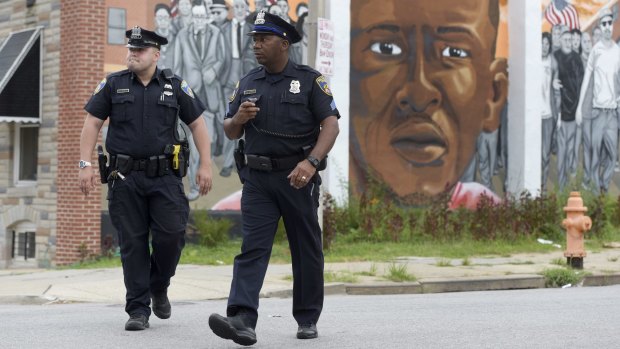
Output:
[322, 0, 350, 205]
[507, 0, 542, 196]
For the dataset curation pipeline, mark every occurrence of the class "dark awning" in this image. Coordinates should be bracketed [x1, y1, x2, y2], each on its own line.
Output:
[0, 27, 42, 123]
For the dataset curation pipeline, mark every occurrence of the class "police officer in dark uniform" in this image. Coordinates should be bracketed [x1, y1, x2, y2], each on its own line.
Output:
[208, 11, 340, 346]
[78, 26, 213, 331]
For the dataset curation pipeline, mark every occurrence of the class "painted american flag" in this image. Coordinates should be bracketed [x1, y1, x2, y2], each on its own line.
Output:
[545, 0, 581, 29]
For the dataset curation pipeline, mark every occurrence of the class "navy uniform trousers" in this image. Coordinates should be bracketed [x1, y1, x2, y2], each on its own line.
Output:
[227, 168, 324, 327]
[108, 171, 189, 317]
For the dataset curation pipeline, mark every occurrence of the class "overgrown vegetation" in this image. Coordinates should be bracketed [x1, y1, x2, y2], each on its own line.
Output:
[72, 179, 620, 269]
[193, 211, 233, 247]
[541, 268, 586, 288]
[384, 263, 416, 282]
[322, 179, 620, 249]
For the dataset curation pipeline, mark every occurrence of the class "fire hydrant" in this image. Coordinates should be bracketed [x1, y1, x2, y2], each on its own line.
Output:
[562, 191, 592, 269]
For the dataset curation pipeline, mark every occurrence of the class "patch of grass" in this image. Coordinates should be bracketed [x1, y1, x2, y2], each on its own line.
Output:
[355, 264, 378, 276]
[323, 238, 560, 263]
[436, 259, 453, 267]
[608, 257, 619, 262]
[282, 275, 293, 281]
[324, 271, 359, 283]
[550, 257, 567, 266]
[461, 257, 471, 266]
[384, 263, 416, 282]
[541, 268, 585, 288]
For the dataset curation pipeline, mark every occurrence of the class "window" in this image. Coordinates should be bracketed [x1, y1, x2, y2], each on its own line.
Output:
[14, 123, 38, 184]
[108, 8, 126, 45]
[12, 231, 35, 260]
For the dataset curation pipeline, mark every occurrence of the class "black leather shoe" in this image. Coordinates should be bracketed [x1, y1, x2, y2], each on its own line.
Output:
[208, 313, 257, 346]
[151, 290, 171, 319]
[297, 323, 318, 339]
[125, 314, 149, 331]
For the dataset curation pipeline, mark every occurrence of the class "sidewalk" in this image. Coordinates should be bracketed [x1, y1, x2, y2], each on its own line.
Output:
[1, 247, 620, 305]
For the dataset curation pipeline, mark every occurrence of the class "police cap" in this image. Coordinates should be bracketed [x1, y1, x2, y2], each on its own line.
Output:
[248, 10, 302, 44]
[125, 26, 168, 49]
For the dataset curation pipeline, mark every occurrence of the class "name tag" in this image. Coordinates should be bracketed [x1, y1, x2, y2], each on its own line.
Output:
[117, 89, 130, 94]
[243, 89, 256, 95]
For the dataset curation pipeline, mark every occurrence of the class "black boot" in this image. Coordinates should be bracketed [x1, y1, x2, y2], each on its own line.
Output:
[208, 313, 257, 346]
[297, 323, 318, 339]
[125, 314, 149, 331]
[151, 290, 171, 319]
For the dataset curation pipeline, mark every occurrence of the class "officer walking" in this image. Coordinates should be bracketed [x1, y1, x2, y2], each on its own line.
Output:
[208, 11, 340, 346]
[78, 26, 213, 331]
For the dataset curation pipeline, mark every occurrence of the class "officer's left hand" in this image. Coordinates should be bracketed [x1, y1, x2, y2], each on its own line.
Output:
[196, 164, 213, 196]
[287, 160, 316, 189]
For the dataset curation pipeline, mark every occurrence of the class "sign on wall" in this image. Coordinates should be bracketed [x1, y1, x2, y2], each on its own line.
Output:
[315, 17, 334, 76]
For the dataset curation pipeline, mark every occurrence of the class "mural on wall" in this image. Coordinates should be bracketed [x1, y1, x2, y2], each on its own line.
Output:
[541, 0, 620, 194]
[349, 0, 509, 209]
[153, 0, 309, 207]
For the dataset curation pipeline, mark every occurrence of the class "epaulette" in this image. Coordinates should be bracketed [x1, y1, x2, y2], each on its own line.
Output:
[107, 69, 131, 78]
[246, 66, 264, 76]
[296, 63, 321, 76]
[161, 68, 177, 80]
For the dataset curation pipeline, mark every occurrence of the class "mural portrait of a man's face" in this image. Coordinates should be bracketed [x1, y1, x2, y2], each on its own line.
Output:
[350, 0, 508, 202]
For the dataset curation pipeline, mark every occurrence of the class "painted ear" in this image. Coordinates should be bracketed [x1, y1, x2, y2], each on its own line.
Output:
[482, 58, 508, 132]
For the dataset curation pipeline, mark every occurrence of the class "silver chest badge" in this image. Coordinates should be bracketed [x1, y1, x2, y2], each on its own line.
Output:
[289, 80, 300, 94]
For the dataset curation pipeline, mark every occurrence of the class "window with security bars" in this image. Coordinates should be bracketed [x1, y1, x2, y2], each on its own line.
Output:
[108, 8, 126, 45]
[12, 231, 36, 260]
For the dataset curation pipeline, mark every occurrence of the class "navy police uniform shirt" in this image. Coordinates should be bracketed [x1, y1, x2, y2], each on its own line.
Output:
[84, 68, 205, 159]
[226, 60, 340, 157]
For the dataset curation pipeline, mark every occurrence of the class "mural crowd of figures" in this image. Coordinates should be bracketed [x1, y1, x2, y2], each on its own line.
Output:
[541, 0, 620, 194]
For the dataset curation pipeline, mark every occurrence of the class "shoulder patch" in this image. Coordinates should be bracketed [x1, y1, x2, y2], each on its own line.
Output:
[181, 80, 195, 99]
[315, 76, 332, 96]
[93, 78, 107, 95]
[229, 81, 239, 102]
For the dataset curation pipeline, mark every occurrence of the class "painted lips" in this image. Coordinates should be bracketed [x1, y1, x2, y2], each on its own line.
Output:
[390, 122, 447, 164]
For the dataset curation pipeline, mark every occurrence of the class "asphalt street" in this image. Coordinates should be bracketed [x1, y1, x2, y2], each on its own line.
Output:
[1, 285, 619, 348]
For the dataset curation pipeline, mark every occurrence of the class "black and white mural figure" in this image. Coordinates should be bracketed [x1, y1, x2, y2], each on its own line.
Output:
[174, 3, 227, 200]
[154, 4, 175, 70]
[576, 8, 620, 193]
[210, 0, 230, 28]
[171, 0, 194, 36]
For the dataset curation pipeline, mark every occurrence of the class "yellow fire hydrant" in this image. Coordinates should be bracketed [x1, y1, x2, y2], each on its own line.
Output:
[562, 191, 592, 269]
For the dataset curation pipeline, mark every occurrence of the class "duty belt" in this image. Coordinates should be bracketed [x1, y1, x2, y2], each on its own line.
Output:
[110, 154, 173, 177]
[244, 153, 305, 172]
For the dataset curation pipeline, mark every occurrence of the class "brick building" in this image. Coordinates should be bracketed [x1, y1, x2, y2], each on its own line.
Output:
[0, 0, 158, 268]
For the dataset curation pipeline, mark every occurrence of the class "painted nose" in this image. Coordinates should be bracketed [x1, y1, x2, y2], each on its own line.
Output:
[396, 57, 441, 115]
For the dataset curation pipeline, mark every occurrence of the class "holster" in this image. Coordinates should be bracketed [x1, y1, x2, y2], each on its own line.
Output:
[176, 141, 190, 178]
[114, 154, 133, 174]
[234, 139, 246, 184]
[97, 145, 108, 184]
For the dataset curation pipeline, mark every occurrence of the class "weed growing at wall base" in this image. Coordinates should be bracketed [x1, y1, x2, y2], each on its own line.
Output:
[323, 181, 620, 249]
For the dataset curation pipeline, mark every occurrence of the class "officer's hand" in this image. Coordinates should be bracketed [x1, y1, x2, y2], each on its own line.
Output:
[78, 167, 98, 196]
[196, 164, 213, 196]
[287, 161, 316, 189]
[233, 101, 259, 125]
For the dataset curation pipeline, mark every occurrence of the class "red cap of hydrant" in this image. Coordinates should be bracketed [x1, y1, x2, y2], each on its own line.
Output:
[564, 192, 588, 212]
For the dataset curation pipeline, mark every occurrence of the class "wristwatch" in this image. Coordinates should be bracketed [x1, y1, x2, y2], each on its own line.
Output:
[78, 160, 92, 169]
[306, 155, 320, 169]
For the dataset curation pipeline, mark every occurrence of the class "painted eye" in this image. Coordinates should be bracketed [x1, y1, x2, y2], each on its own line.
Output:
[370, 42, 402, 56]
[442, 46, 469, 58]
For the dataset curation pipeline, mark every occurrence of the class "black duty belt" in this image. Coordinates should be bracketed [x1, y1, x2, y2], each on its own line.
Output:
[245, 153, 305, 171]
[110, 154, 173, 177]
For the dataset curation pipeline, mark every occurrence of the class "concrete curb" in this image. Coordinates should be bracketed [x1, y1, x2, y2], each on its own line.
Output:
[419, 275, 545, 293]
